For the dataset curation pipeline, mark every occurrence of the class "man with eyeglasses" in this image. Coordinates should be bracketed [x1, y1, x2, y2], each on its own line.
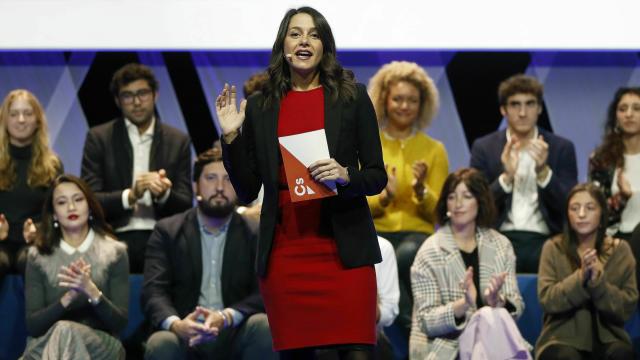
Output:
[81, 63, 192, 274]
[470, 74, 577, 273]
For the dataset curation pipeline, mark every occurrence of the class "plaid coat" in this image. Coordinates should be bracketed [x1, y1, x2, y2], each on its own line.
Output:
[410, 225, 524, 360]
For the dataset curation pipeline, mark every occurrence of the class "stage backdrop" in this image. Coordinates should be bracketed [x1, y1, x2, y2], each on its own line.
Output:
[0, 50, 639, 180]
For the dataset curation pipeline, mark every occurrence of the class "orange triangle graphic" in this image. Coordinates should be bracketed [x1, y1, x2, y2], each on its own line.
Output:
[279, 144, 337, 202]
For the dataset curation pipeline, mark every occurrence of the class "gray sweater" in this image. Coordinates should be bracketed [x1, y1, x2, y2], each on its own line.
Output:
[25, 232, 129, 337]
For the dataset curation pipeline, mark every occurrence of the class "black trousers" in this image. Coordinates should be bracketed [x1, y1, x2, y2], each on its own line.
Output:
[116, 230, 152, 274]
[502, 230, 548, 273]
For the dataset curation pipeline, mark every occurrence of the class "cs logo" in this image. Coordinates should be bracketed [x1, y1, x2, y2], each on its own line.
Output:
[294, 178, 316, 196]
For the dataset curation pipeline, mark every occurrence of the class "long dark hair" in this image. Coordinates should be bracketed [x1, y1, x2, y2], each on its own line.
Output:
[36, 174, 113, 255]
[561, 183, 609, 269]
[262, 6, 356, 108]
[591, 87, 640, 170]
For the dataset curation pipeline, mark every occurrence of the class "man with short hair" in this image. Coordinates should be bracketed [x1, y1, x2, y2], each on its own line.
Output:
[470, 74, 577, 273]
[143, 148, 275, 360]
[81, 63, 192, 273]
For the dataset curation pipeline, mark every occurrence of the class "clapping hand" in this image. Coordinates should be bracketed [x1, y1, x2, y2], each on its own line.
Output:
[581, 248, 603, 285]
[380, 165, 397, 207]
[529, 135, 549, 173]
[23, 218, 37, 244]
[462, 266, 477, 308]
[412, 161, 428, 199]
[0, 214, 8, 241]
[148, 169, 172, 198]
[483, 272, 507, 307]
[216, 84, 247, 136]
[501, 137, 520, 184]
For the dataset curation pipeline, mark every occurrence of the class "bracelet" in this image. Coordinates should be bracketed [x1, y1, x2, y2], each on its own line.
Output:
[88, 291, 102, 306]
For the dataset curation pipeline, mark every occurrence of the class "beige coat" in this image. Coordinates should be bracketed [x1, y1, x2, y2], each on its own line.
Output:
[536, 235, 638, 358]
[410, 225, 524, 360]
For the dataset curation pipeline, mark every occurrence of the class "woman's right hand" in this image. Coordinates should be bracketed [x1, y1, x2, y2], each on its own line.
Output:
[462, 266, 477, 307]
[454, 267, 477, 318]
[0, 214, 8, 241]
[379, 165, 397, 207]
[216, 83, 247, 136]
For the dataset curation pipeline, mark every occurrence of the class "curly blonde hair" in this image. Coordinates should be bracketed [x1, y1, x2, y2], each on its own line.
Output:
[0, 89, 61, 190]
[368, 61, 439, 129]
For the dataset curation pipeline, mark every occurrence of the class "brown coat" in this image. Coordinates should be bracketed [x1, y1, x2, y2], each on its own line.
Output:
[536, 235, 638, 358]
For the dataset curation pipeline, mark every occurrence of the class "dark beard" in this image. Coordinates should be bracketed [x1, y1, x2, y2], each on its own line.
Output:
[197, 195, 236, 218]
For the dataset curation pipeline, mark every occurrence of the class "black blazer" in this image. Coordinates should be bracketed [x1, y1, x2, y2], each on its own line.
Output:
[222, 83, 387, 277]
[81, 117, 192, 228]
[142, 208, 263, 329]
[470, 127, 578, 234]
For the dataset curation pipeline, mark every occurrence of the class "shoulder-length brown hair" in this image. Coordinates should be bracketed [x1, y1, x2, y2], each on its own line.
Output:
[561, 183, 609, 269]
[262, 6, 356, 108]
[436, 168, 496, 228]
[0, 89, 61, 190]
[368, 61, 439, 129]
[36, 174, 113, 255]
[591, 87, 640, 170]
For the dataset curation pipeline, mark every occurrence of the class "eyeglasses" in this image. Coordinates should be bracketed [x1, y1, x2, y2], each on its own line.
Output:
[119, 88, 153, 105]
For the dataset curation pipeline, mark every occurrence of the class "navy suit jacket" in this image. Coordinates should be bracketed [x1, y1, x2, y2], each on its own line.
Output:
[470, 127, 577, 234]
[222, 83, 386, 277]
[142, 208, 263, 330]
[81, 117, 193, 229]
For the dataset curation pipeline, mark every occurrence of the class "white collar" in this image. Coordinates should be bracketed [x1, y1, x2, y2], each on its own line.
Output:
[124, 117, 155, 138]
[60, 229, 95, 255]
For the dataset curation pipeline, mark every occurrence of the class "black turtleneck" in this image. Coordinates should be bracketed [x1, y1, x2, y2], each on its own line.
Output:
[0, 144, 57, 244]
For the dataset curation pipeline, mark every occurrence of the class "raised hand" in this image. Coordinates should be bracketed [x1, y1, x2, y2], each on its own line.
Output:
[0, 214, 8, 241]
[308, 158, 350, 186]
[216, 84, 247, 136]
[529, 135, 549, 173]
[22, 218, 37, 244]
[483, 272, 507, 307]
[501, 137, 520, 184]
[412, 161, 428, 199]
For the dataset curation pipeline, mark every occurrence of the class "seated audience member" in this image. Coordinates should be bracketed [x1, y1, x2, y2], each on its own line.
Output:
[367, 61, 449, 339]
[410, 168, 527, 360]
[81, 63, 192, 274]
[143, 148, 276, 360]
[590, 87, 640, 240]
[22, 174, 129, 359]
[536, 183, 638, 360]
[0, 89, 62, 281]
[470, 74, 577, 273]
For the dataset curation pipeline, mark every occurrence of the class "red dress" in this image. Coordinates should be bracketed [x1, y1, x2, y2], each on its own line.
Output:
[259, 87, 377, 350]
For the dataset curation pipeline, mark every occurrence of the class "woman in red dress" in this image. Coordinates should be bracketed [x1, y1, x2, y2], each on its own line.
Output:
[216, 6, 387, 360]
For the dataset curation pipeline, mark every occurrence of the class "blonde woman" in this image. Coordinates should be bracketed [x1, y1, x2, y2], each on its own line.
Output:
[367, 61, 449, 337]
[0, 89, 62, 280]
